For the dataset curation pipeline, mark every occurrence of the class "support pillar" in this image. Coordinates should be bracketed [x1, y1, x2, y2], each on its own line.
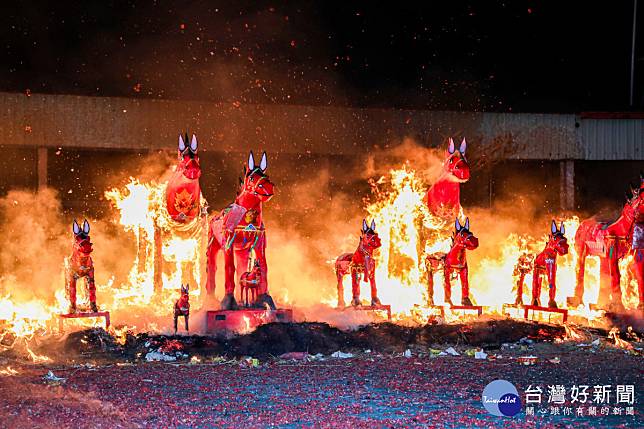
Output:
[559, 160, 575, 211]
[37, 147, 47, 190]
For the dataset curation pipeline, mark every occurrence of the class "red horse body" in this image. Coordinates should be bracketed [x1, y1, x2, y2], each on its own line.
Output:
[530, 221, 569, 308]
[425, 138, 470, 220]
[173, 284, 190, 333]
[569, 181, 644, 311]
[65, 219, 98, 313]
[166, 133, 202, 223]
[335, 219, 383, 307]
[442, 217, 478, 306]
[206, 152, 275, 310]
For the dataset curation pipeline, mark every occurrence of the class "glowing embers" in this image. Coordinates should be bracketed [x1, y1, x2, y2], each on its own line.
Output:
[205, 308, 293, 335]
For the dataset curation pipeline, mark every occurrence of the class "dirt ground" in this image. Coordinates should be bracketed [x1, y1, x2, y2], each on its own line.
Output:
[1, 320, 642, 428]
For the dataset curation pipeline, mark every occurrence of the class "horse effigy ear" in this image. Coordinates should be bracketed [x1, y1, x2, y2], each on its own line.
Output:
[459, 137, 467, 154]
[72, 219, 81, 235]
[178, 134, 186, 152]
[464, 217, 470, 231]
[82, 219, 90, 234]
[455, 217, 462, 232]
[362, 219, 368, 233]
[447, 137, 455, 154]
[551, 220, 557, 235]
[190, 134, 198, 152]
[560, 222, 565, 235]
[248, 151, 255, 170]
[259, 152, 268, 172]
[370, 219, 376, 231]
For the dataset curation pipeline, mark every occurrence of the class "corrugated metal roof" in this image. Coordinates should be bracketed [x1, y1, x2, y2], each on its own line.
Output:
[580, 118, 644, 160]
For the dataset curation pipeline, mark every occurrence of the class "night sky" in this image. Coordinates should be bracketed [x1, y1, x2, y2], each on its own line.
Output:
[0, 1, 641, 112]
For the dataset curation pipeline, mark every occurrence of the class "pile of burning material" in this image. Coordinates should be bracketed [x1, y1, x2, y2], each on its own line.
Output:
[10, 319, 638, 365]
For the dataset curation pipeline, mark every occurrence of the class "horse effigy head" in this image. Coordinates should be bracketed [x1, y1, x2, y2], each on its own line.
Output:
[360, 219, 382, 251]
[72, 219, 93, 256]
[549, 220, 569, 255]
[242, 151, 274, 202]
[444, 137, 470, 183]
[454, 217, 478, 250]
[180, 284, 189, 296]
[178, 133, 201, 180]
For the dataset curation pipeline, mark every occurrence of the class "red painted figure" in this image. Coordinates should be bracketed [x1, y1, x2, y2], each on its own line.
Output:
[531, 221, 569, 308]
[570, 178, 644, 311]
[335, 219, 383, 307]
[206, 152, 275, 310]
[173, 284, 190, 333]
[166, 133, 202, 222]
[240, 259, 261, 307]
[443, 217, 478, 306]
[425, 137, 470, 220]
[65, 219, 97, 313]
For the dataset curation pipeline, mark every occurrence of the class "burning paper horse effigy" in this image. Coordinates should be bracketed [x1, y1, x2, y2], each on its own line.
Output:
[65, 219, 98, 313]
[206, 151, 275, 310]
[426, 217, 479, 307]
[335, 219, 383, 307]
[173, 284, 190, 333]
[530, 221, 569, 309]
[425, 137, 469, 220]
[569, 178, 644, 311]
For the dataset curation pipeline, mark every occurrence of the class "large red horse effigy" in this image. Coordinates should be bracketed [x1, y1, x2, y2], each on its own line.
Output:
[205, 151, 275, 310]
[425, 137, 470, 220]
[569, 179, 644, 311]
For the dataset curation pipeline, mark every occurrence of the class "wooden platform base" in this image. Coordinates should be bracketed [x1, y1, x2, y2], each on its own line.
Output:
[58, 311, 110, 331]
[523, 305, 568, 323]
[449, 305, 483, 316]
[205, 308, 293, 334]
[340, 304, 392, 320]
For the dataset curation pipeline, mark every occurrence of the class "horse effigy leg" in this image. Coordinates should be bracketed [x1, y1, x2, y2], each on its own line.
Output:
[184, 315, 189, 332]
[351, 270, 361, 306]
[336, 270, 346, 308]
[88, 268, 98, 312]
[427, 268, 435, 306]
[67, 273, 77, 313]
[443, 267, 453, 306]
[633, 249, 644, 310]
[607, 239, 625, 311]
[369, 275, 381, 306]
[597, 256, 612, 308]
[173, 313, 178, 334]
[531, 271, 541, 306]
[568, 245, 587, 307]
[220, 247, 239, 310]
[460, 267, 472, 306]
[205, 231, 221, 301]
[515, 272, 525, 305]
[253, 239, 276, 310]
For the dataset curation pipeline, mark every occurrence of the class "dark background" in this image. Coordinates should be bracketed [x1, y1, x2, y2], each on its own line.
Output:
[0, 1, 641, 112]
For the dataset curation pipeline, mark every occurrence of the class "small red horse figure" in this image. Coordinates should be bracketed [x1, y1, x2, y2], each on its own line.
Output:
[166, 133, 202, 223]
[240, 259, 261, 307]
[442, 217, 478, 306]
[425, 137, 470, 220]
[531, 221, 569, 308]
[173, 284, 190, 333]
[206, 151, 275, 310]
[335, 219, 383, 307]
[569, 179, 644, 311]
[65, 219, 98, 313]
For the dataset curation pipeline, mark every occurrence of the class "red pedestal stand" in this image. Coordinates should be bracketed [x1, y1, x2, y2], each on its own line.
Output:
[58, 311, 111, 332]
[523, 305, 568, 323]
